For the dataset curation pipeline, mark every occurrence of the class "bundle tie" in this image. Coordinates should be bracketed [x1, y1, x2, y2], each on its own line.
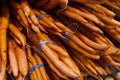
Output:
[38, 40, 55, 54]
[24, 64, 44, 80]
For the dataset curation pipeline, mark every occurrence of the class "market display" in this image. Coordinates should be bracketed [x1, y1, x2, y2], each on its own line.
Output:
[1, 0, 120, 80]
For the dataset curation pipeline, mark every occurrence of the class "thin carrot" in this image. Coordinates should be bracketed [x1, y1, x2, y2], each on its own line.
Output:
[9, 32, 22, 45]
[27, 47, 43, 80]
[67, 6, 105, 27]
[61, 10, 103, 33]
[75, 31, 108, 50]
[28, 62, 38, 80]
[34, 53, 50, 80]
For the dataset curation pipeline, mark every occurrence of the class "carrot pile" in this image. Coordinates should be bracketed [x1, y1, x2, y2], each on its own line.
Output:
[1, 0, 120, 80]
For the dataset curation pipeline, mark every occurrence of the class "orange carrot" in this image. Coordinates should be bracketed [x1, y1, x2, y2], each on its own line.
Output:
[15, 46, 28, 77]
[8, 40, 18, 77]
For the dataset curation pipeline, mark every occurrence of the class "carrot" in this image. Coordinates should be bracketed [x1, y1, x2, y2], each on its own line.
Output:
[86, 4, 115, 17]
[28, 62, 38, 80]
[105, 1, 120, 10]
[34, 53, 50, 80]
[93, 12, 120, 26]
[69, 34, 97, 53]
[41, 53, 69, 79]
[105, 56, 120, 67]
[15, 73, 24, 80]
[10, 0, 29, 28]
[61, 10, 103, 33]
[8, 40, 18, 77]
[9, 32, 22, 45]
[0, 59, 6, 80]
[15, 46, 28, 77]
[27, 47, 43, 80]
[66, 39, 100, 59]
[20, 1, 31, 17]
[9, 22, 26, 46]
[54, 21, 73, 33]
[67, 6, 105, 27]
[0, 5, 9, 65]
[75, 31, 108, 50]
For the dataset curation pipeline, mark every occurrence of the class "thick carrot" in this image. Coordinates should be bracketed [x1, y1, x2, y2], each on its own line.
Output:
[8, 40, 18, 77]
[0, 5, 9, 65]
[9, 22, 26, 46]
[34, 53, 50, 80]
[61, 10, 103, 33]
[15, 46, 28, 77]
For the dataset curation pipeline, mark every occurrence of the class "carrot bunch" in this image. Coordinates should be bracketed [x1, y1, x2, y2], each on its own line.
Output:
[1, 0, 120, 80]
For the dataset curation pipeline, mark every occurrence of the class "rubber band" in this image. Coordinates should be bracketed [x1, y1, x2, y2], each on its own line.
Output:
[38, 40, 55, 54]
[24, 64, 44, 80]
[37, 14, 49, 20]
[0, 27, 7, 30]
[64, 32, 73, 42]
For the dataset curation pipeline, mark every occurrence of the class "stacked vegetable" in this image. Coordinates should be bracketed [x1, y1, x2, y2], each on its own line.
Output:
[1, 0, 120, 80]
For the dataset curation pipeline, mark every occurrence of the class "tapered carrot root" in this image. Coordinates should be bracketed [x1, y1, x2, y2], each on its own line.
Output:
[15, 46, 28, 77]
[0, 5, 9, 65]
[9, 22, 26, 46]
[8, 40, 18, 77]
